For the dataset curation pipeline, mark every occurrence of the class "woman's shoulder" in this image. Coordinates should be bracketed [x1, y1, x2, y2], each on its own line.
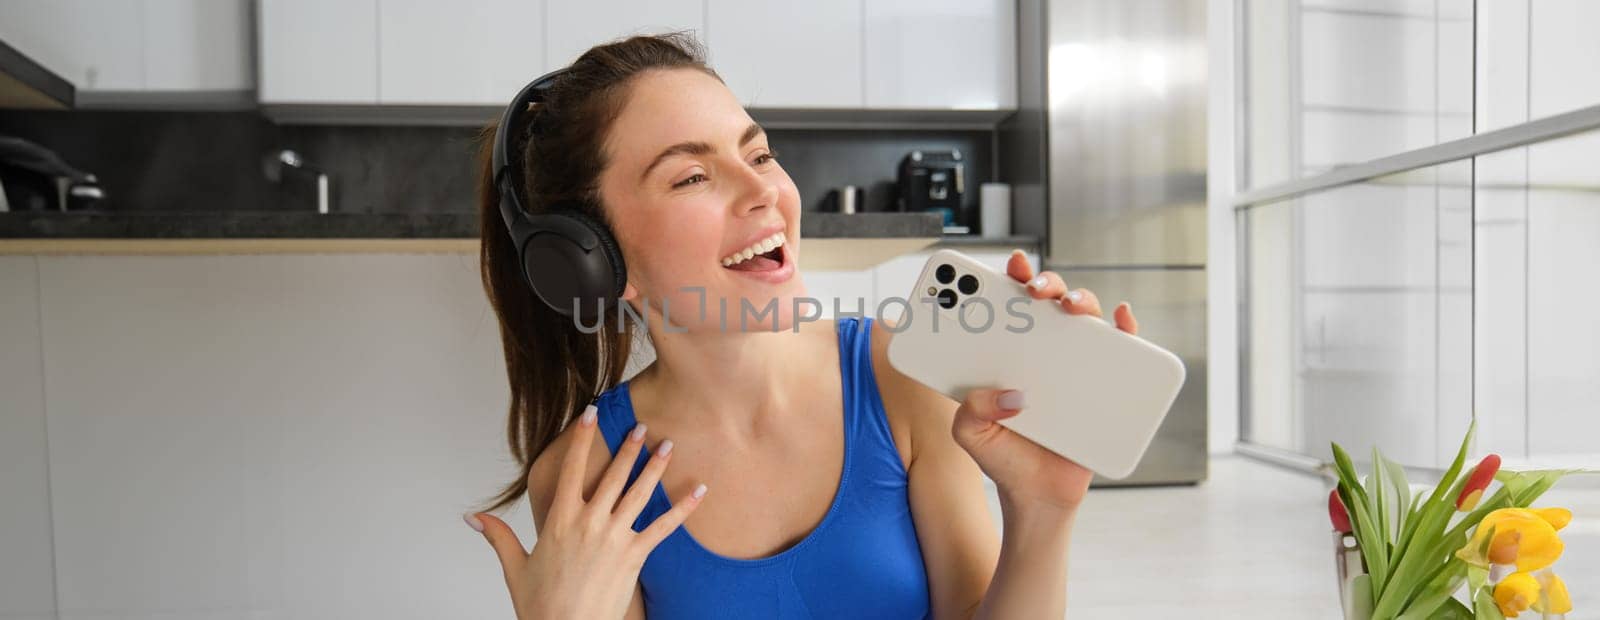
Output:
[864, 315, 959, 470]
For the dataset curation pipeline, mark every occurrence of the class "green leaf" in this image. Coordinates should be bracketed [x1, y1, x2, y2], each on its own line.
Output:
[1466, 564, 1487, 601]
[1370, 449, 1389, 543]
[1395, 560, 1467, 620]
[1344, 484, 1390, 599]
[1437, 597, 1473, 620]
[1385, 456, 1413, 543]
[1346, 574, 1374, 620]
[1333, 442, 1390, 595]
[1474, 588, 1505, 620]
[1374, 422, 1477, 619]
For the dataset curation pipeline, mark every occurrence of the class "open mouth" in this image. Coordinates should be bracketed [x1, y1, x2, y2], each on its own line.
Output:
[721, 230, 787, 272]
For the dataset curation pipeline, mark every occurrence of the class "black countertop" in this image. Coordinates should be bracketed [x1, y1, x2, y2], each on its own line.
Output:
[0, 211, 943, 240]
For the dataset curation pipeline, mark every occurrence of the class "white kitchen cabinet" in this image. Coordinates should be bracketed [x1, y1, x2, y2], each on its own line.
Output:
[546, 0, 703, 69]
[706, 0, 863, 108]
[33, 254, 521, 619]
[258, 0, 379, 104]
[0, 0, 252, 96]
[378, 0, 544, 105]
[864, 0, 1016, 110]
[144, 0, 254, 92]
[0, 0, 145, 90]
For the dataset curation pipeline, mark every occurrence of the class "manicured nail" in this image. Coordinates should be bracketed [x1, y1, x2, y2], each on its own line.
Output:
[1067, 290, 1082, 303]
[1028, 276, 1047, 290]
[692, 483, 707, 499]
[630, 423, 647, 442]
[580, 404, 597, 426]
[657, 439, 674, 457]
[463, 512, 484, 533]
[998, 390, 1026, 410]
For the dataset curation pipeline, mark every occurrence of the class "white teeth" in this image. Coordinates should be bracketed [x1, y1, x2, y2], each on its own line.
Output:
[722, 230, 787, 266]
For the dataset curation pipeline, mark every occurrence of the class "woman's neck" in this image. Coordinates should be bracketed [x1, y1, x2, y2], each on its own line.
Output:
[631, 318, 833, 439]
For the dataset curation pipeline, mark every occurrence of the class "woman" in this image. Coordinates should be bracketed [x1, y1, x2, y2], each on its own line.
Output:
[463, 33, 1140, 619]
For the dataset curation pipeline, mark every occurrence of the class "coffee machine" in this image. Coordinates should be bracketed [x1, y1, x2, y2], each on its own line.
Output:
[895, 149, 965, 228]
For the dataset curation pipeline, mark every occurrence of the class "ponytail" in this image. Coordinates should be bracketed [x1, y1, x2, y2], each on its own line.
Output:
[470, 32, 718, 513]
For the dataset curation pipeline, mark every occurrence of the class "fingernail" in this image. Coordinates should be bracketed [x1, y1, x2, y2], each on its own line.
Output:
[630, 423, 647, 442]
[580, 404, 597, 426]
[997, 390, 1026, 410]
[1028, 276, 1047, 290]
[463, 512, 484, 533]
[692, 483, 707, 499]
[657, 439, 674, 457]
[1067, 290, 1082, 303]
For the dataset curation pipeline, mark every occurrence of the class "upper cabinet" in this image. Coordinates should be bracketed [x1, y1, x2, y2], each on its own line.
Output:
[258, 0, 378, 104]
[0, 0, 252, 98]
[546, 0, 704, 69]
[706, 0, 863, 108]
[142, 0, 255, 92]
[864, 0, 1017, 110]
[378, 0, 543, 105]
[250, 0, 1017, 113]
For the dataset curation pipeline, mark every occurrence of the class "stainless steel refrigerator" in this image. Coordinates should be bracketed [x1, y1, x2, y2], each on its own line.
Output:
[1001, 0, 1209, 486]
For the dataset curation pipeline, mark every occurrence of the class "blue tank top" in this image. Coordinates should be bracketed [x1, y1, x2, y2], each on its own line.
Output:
[593, 316, 931, 619]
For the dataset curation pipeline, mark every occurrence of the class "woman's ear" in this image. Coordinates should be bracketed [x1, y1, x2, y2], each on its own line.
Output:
[621, 281, 640, 301]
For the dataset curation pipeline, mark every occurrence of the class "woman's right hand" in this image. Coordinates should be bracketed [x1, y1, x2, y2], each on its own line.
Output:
[466, 404, 707, 619]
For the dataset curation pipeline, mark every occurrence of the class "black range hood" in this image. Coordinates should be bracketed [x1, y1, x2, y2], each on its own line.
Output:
[0, 38, 74, 110]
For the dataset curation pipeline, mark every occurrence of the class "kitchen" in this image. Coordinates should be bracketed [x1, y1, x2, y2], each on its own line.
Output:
[3, 1, 1598, 619]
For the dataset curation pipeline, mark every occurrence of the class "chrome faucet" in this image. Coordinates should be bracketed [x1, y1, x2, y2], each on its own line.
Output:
[265, 149, 332, 214]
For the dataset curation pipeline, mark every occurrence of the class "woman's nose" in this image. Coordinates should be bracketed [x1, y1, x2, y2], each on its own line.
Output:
[730, 162, 779, 214]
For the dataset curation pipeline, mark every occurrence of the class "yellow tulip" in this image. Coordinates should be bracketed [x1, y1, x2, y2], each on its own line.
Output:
[1495, 572, 1540, 617]
[1533, 570, 1573, 615]
[1459, 508, 1566, 573]
[1534, 507, 1573, 531]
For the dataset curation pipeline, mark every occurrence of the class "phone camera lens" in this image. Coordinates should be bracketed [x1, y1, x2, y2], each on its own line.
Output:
[957, 274, 979, 295]
[935, 264, 956, 284]
[936, 288, 958, 309]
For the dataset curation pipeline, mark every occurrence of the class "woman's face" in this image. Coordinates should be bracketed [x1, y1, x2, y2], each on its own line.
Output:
[597, 68, 807, 333]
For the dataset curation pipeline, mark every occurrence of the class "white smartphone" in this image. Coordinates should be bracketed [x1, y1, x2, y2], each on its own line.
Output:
[883, 249, 1186, 479]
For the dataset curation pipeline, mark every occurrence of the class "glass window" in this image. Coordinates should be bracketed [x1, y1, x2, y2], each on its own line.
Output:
[1239, 159, 1472, 467]
[1241, 0, 1474, 190]
[1240, 126, 1600, 465]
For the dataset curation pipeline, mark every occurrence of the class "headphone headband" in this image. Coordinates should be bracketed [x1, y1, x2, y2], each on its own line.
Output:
[491, 68, 628, 321]
[491, 68, 566, 242]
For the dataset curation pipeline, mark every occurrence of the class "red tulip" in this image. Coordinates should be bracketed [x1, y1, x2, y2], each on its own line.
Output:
[1457, 454, 1502, 511]
[1329, 489, 1352, 533]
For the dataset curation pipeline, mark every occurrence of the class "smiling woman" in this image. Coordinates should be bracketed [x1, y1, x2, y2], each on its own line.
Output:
[463, 31, 1139, 620]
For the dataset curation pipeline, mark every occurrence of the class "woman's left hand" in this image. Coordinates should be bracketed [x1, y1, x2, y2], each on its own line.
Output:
[949, 250, 1139, 516]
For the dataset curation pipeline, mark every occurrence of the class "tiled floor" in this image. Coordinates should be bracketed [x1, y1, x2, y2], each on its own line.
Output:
[1015, 455, 1600, 619]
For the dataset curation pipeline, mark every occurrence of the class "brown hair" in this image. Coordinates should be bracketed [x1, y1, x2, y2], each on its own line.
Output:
[472, 32, 720, 513]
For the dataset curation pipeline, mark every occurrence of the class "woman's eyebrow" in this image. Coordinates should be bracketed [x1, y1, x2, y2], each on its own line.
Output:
[637, 122, 767, 183]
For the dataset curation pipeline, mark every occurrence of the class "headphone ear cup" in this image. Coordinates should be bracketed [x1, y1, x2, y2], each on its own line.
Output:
[562, 208, 627, 296]
[519, 207, 627, 319]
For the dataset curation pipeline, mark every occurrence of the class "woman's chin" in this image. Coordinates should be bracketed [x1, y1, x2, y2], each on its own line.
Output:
[699, 277, 819, 332]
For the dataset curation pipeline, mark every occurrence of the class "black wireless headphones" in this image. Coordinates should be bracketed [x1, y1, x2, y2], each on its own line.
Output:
[491, 68, 627, 321]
